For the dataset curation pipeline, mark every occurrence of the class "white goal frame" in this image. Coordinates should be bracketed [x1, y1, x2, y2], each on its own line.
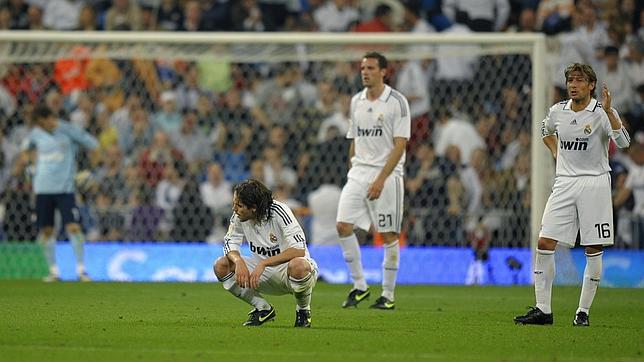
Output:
[0, 31, 550, 259]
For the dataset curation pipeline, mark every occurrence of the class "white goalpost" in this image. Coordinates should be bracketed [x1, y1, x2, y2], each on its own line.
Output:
[0, 31, 550, 266]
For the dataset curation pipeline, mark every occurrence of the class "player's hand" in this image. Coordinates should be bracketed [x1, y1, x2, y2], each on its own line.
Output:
[367, 177, 385, 200]
[601, 83, 612, 110]
[235, 262, 251, 288]
[249, 262, 266, 289]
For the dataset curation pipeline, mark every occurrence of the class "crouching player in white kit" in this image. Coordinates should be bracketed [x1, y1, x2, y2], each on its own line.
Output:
[213, 179, 318, 327]
[514, 63, 630, 326]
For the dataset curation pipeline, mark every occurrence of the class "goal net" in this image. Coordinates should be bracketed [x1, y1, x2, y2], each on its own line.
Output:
[0, 31, 549, 277]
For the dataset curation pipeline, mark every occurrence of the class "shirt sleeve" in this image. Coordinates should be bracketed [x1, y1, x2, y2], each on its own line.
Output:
[271, 202, 306, 250]
[20, 132, 35, 151]
[605, 108, 631, 148]
[393, 92, 411, 139]
[223, 214, 244, 255]
[61, 121, 99, 150]
[541, 108, 556, 138]
[346, 95, 359, 140]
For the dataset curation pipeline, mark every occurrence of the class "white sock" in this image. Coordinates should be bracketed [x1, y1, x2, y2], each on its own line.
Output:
[69, 232, 85, 266]
[474, 260, 484, 285]
[534, 249, 555, 314]
[39, 233, 57, 275]
[382, 240, 399, 301]
[289, 271, 316, 311]
[339, 234, 367, 291]
[465, 262, 476, 285]
[221, 272, 271, 311]
[577, 251, 603, 315]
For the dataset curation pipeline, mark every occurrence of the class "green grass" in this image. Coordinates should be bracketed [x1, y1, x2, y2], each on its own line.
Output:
[0, 281, 641, 361]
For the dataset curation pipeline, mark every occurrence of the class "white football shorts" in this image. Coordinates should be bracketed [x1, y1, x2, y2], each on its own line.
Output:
[336, 173, 404, 233]
[243, 255, 318, 296]
[539, 173, 614, 247]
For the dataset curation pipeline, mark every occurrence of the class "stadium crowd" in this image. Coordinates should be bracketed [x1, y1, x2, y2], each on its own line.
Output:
[0, 0, 642, 248]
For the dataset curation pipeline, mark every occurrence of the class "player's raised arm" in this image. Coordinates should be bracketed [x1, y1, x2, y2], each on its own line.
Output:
[601, 83, 630, 148]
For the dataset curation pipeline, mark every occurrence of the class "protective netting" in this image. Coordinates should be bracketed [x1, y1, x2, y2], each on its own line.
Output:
[0, 34, 538, 248]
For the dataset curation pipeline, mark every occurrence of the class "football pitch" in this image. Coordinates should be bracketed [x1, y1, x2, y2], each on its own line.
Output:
[0, 281, 641, 361]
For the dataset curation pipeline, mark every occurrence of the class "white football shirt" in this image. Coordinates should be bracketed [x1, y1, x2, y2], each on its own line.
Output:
[347, 84, 411, 179]
[223, 200, 309, 260]
[541, 98, 625, 177]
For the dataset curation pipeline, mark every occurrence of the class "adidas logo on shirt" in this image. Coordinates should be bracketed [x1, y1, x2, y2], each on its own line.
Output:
[570, 119, 577, 125]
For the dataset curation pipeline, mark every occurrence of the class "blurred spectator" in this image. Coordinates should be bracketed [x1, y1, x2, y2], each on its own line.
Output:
[94, 191, 125, 241]
[75, 4, 97, 31]
[596, 46, 634, 112]
[317, 93, 350, 143]
[0, 6, 11, 30]
[26, 4, 45, 30]
[95, 144, 128, 206]
[173, 63, 204, 112]
[127, 187, 163, 241]
[42, 0, 83, 30]
[69, 92, 94, 129]
[104, 0, 142, 30]
[85, 50, 124, 112]
[231, 0, 269, 31]
[138, 130, 184, 187]
[434, 107, 485, 165]
[536, 0, 574, 34]
[395, 60, 431, 152]
[200, 0, 232, 31]
[53, 45, 90, 96]
[313, 0, 359, 32]
[498, 128, 530, 171]
[7, 0, 29, 29]
[169, 110, 211, 170]
[157, 0, 183, 31]
[180, 0, 203, 31]
[172, 176, 213, 242]
[249, 158, 265, 183]
[406, 143, 462, 245]
[93, 108, 119, 150]
[199, 162, 232, 243]
[44, 89, 67, 119]
[0, 129, 20, 195]
[307, 180, 342, 245]
[625, 39, 644, 89]
[354, 4, 393, 32]
[443, 0, 510, 32]
[153, 90, 182, 133]
[0, 82, 16, 119]
[18, 64, 53, 105]
[432, 17, 479, 112]
[507, 7, 537, 32]
[262, 146, 298, 191]
[614, 142, 644, 248]
[464, 220, 491, 285]
[155, 160, 186, 240]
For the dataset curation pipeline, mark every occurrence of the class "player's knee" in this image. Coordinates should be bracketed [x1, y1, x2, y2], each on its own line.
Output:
[40, 227, 55, 239]
[213, 257, 231, 280]
[537, 237, 556, 251]
[381, 232, 399, 244]
[65, 223, 81, 234]
[287, 258, 311, 279]
[336, 222, 352, 237]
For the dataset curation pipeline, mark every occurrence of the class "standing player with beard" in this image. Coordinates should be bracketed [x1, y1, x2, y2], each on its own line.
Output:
[336, 52, 411, 310]
[213, 179, 318, 327]
[514, 63, 630, 326]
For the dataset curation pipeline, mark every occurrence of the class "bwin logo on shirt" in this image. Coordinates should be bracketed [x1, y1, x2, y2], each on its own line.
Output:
[250, 242, 281, 257]
[560, 139, 588, 151]
[357, 126, 383, 137]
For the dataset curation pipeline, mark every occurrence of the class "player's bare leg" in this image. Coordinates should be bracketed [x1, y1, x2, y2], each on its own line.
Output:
[337, 221, 370, 307]
[514, 237, 556, 325]
[574, 245, 603, 327]
[213, 257, 274, 326]
[370, 231, 399, 310]
[288, 257, 316, 327]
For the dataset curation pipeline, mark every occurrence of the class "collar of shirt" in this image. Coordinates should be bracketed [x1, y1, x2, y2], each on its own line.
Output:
[359, 84, 392, 101]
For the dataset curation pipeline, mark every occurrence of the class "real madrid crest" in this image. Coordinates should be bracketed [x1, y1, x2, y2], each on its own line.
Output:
[377, 113, 384, 123]
[269, 233, 277, 242]
[584, 124, 592, 135]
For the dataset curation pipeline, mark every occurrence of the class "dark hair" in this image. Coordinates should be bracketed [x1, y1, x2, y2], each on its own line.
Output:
[363, 51, 388, 70]
[31, 104, 52, 125]
[233, 179, 273, 223]
[375, 4, 392, 17]
[604, 45, 619, 56]
[564, 63, 597, 98]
